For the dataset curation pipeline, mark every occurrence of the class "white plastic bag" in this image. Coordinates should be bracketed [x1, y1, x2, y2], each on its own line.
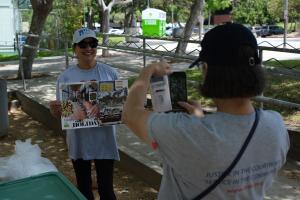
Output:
[0, 138, 57, 181]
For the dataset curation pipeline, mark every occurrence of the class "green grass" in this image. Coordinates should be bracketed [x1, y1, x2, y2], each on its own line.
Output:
[128, 76, 137, 87]
[36, 49, 69, 57]
[0, 53, 18, 61]
[185, 69, 213, 106]
[0, 49, 73, 62]
[0, 36, 126, 62]
[263, 59, 300, 70]
[0, 52, 17, 56]
[263, 74, 300, 117]
[97, 36, 125, 44]
[187, 69, 300, 123]
[276, 22, 296, 32]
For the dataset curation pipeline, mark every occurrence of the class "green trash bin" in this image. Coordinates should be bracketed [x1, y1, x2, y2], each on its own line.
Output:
[0, 172, 86, 200]
[142, 8, 166, 37]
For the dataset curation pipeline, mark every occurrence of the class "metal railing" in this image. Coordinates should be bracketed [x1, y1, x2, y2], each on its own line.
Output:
[2, 32, 299, 110]
[96, 33, 300, 110]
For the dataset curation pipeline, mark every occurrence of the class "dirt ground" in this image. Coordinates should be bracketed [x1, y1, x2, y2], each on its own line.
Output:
[1, 105, 299, 200]
[0, 108, 158, 200]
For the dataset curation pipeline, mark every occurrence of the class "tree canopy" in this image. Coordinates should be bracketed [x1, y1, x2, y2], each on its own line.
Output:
[232, 0, 300, 26]
[232, 0, 270, 25]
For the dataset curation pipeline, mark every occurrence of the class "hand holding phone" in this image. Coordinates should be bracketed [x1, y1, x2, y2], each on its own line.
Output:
[150, 71, 187, 112]
[177, 100, 204, 117]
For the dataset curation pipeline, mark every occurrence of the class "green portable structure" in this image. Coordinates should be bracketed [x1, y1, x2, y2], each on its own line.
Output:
[142, 8, 166, 37]
[0, 172, 87, 200]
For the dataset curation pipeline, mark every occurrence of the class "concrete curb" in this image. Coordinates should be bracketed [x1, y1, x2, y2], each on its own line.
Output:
[9, 89, 300, 191]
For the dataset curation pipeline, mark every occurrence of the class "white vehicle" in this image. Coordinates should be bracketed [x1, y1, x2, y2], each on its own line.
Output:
[165, 23, 181, 36]
[108, 28, 124, 35]
[165, 27, 173, 36]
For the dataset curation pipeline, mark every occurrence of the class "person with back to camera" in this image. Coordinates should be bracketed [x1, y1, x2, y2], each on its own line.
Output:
[49, 28, 119, 200]
[122, 23, 290, 200]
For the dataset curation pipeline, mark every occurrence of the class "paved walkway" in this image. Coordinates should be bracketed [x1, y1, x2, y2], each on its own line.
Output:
[0, 51, 299, 199]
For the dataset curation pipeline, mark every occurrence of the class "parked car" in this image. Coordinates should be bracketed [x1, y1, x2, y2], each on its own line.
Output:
[192, 27, 212, 34]
[165, 27, 173, 36]
[19, 35, 27, 44]
[261, 25, 285, 37]
[166, 25, 179, 36]
[268, 25, 284, 35]
[165, 23, 181, 36]
[108, 28, 124, 35]
[254, 27, 261, 37]
[260, 25, 270, 37]
[251, 26, 263, 37]
[172, 27, 184, 38]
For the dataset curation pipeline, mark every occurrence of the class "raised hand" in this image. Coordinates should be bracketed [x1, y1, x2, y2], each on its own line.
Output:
[177, 100, 204, 118]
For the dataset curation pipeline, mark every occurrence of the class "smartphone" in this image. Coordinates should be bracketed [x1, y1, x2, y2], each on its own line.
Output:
[150, 75, 172, 112]
[150, 71, 187, 112]
[168, 71, 187, 111]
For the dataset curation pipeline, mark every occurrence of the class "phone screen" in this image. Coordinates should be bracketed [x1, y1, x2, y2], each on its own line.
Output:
[168, 72, 187, 111]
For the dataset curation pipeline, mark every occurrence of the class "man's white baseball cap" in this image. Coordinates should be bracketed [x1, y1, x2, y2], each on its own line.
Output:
[72, 28, 98, 44]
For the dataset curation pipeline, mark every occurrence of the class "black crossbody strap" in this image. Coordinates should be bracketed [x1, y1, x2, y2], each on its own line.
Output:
[193, 108, 260, 200]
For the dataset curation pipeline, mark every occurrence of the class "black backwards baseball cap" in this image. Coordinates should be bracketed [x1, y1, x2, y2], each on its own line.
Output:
[189, 23, 260, 69]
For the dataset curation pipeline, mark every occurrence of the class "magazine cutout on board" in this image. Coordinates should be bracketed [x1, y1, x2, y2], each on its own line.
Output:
[59, 80, 128, 130]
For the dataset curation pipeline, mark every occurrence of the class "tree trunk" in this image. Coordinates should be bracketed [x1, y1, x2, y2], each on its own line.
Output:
[87, 7, 93, 29]
[124, 9, 130, 29]
[130, 12, 137, 27]
[101, 9, 110, 57]
[96, 0, 133, 56]
[198, 1, 205, 41]
[175, 0, 202, 55]
[18, 0, 54, 79]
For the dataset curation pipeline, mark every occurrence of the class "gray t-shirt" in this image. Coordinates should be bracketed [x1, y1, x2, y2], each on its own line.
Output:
[147, 109, 289, 200]
[56, 63, 120, 161]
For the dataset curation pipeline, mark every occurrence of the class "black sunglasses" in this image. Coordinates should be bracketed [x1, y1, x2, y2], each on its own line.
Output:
[77, 40, 98, 49]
